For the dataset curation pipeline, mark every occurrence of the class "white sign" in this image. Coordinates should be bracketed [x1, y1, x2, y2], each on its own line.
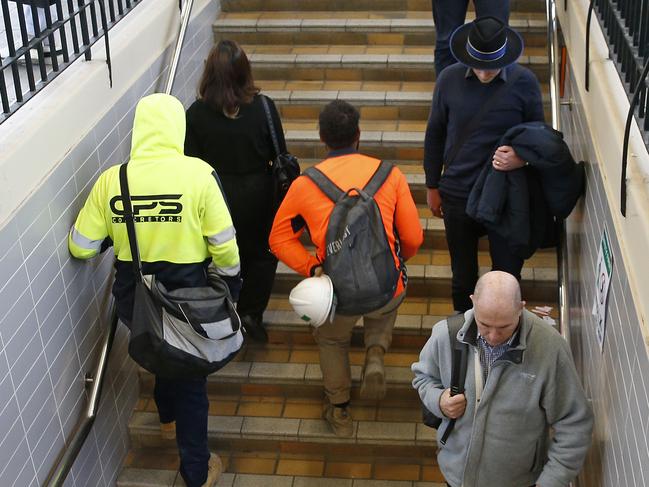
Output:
[592, 227, 613, 352]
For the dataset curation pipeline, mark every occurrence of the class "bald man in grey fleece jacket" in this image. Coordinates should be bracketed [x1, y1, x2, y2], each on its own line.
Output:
[412, 271, 593, 487]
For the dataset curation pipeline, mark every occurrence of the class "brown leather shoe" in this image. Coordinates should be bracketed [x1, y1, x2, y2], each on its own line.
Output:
[323, 402, 353, 437]
[201, 453, 223, 487]
[360, 345, 386, 400]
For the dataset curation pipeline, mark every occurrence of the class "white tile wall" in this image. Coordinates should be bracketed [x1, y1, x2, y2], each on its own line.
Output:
[562, 63, 649, 487]
[0, 1, 219, 485]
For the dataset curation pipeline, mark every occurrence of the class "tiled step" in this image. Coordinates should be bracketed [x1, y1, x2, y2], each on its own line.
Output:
[118, 467, 445, 487]
[297, 159, 569, 209]
[264, 87, 553, 122]
[139, 342, 423, 400]
[286, 128, 423, 161]
[248, 49, 550, 82]
[129, 408, 437, 455]
[271, 247, 559, 301]
[214, 14, 547, 47]
[220, 0, 546, 14]
[262, 295, 559, 341]
[120, 447, 447, 487]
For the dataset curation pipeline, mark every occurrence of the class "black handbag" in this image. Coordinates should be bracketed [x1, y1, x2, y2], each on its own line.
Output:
[421, 313, 468, 445]
[119, 163, 243, 379]
[260, 95, 300, 206]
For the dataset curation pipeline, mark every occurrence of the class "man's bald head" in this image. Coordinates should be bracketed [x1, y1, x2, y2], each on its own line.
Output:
[472, 271, 522, 314]
[470, 272, 525, 345]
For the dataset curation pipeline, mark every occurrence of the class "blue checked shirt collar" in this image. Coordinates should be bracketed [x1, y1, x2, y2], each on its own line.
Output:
[477, 329, 519, 381]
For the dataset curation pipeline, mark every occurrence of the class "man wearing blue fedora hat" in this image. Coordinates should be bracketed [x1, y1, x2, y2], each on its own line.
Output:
[431, 0, 510, 76]
[423, 17, 545, 313]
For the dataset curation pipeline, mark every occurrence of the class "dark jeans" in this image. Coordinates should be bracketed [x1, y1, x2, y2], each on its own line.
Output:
[441, 195, 524, 312]
[154, 376, 209, 487]
[431, 0, 510, 76]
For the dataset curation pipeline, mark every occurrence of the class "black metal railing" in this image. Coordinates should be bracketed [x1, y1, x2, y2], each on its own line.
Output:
[587, 0, 649, 216]
[0, 0, 143, 124]
[591, 0, 648, 135]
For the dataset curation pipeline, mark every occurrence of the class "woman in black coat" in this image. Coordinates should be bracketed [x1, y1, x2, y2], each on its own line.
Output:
[185, 40, 286, 343]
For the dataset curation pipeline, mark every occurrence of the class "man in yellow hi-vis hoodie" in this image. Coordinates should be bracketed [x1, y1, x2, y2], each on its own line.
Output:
[69, 93, 238, 487]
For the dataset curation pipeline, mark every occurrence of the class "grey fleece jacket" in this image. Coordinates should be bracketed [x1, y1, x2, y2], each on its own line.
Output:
[412, 309, 593, 487]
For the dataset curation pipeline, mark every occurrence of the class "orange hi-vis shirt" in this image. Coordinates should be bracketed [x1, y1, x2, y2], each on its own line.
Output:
[269, 151, 424, 297]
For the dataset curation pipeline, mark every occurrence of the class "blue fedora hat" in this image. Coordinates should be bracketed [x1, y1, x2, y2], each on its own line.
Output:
[449, 16, 524, 70]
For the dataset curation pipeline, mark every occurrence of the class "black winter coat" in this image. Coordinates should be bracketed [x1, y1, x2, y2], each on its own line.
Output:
[466, 123, 584, 259]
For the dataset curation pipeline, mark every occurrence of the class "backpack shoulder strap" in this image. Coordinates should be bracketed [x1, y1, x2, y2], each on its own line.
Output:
[303, 166, 344, 202]
[446, 313, 469, 395]
[363, 160, 394, 197]
[440, 312, 469, 445]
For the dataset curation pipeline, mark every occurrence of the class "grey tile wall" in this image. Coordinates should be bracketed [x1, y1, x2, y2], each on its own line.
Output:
[0, 1, 220, 485]
[562, 66, 649, 487]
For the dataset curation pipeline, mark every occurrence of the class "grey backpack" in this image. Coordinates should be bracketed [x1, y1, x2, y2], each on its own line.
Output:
[304, 161, 401, 315]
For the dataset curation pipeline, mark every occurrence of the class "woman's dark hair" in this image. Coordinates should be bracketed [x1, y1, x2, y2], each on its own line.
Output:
[319, 100, 360, 150]
[198, 40, 259, 113]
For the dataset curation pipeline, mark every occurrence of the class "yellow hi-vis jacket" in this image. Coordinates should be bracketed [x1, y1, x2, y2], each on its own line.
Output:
[68, 94, 240, 279]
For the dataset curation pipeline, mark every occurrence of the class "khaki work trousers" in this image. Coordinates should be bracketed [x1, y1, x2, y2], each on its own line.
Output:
[313, 293, 405, 405]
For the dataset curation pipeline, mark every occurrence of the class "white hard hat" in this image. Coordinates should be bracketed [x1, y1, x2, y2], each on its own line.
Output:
[289, 274, 335, 327]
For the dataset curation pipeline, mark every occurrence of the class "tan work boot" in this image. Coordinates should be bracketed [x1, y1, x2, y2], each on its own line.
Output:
[160, 421, 176, 440]
[202, 453, 223, 487]
[360, 345, 386, 400]
[323, 401, 353, 437]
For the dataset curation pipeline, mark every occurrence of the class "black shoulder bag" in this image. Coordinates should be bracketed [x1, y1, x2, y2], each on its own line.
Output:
[421, 313, 469, 445]
[261, 95, 300, 207]
[119, 163, 243, 379]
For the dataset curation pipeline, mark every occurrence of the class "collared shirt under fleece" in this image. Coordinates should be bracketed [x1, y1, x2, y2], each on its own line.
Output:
[423, 63, 545, 199]
[68, 94, 240, 321]
[412, 309, 593, 487]
[269, 149, 423, 297]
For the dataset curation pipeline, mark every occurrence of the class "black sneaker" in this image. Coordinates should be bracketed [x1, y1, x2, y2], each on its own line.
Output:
[241, 314, 268, 343]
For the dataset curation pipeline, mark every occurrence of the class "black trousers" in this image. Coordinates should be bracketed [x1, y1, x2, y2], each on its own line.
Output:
[221, 172, 278, 319]
[154, 376, 209, 487]
[441, 195, 524, 312]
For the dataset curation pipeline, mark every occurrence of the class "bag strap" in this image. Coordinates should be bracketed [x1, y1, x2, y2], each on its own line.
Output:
[363, 161, 394, 197]
[260, 95, 281, 159]
[303, 166, 345, 202]
[304, 160, 394, 202]
[445, 65, 525, 166]
[118, 163, 143, 283]
[440, 313, 469, 445]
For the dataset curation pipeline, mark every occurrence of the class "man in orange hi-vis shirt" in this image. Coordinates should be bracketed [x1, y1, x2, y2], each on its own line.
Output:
[270, 100, 423, 437]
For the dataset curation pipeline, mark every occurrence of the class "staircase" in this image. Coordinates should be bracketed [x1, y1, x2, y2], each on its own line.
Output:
[117, 1, 553, 485]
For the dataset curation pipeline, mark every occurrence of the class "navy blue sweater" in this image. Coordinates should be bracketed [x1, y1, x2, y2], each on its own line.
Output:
[423, 63, 544, 199]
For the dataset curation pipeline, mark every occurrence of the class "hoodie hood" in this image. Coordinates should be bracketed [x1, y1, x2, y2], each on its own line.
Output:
[130, 93, 186, 160]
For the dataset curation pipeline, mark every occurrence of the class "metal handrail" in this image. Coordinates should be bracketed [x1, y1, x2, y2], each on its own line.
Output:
[164, 0, 194, 95]
[44, 304, 118, 487]
[545, 0, 570, 344]
[621, 57, 649, 216]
